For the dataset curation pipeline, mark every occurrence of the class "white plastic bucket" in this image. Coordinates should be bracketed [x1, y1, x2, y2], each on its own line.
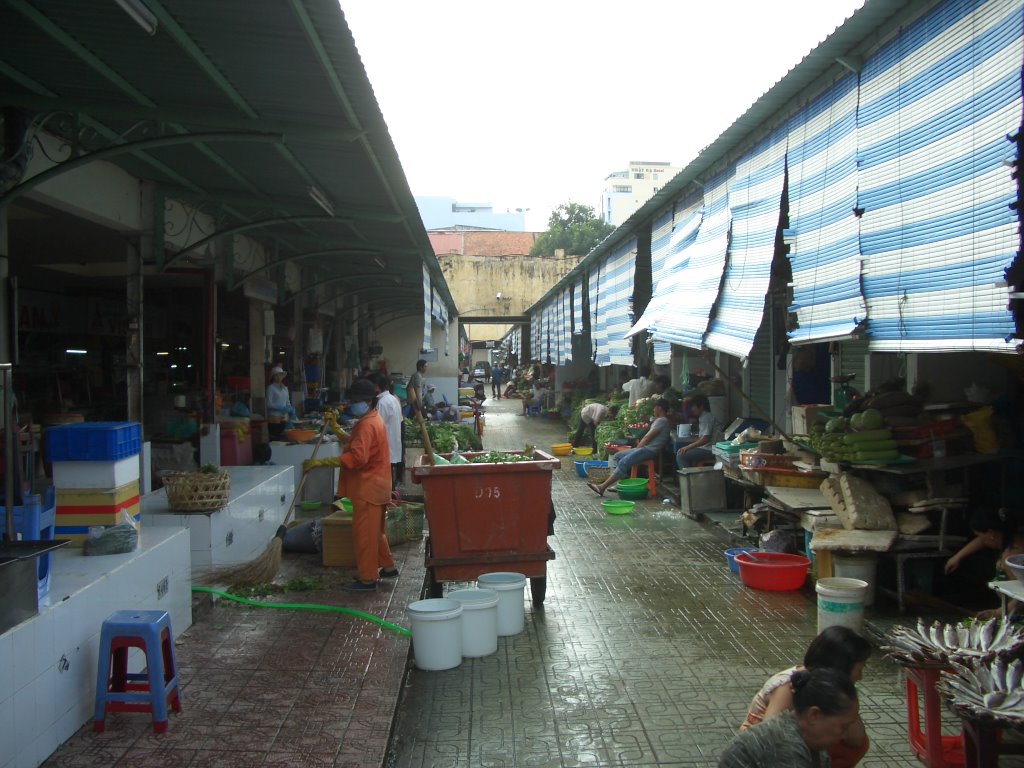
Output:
[406, 598, 463, 670]
[815, 577, 868, 635]
[833, 553, 878, 606]
[676, 423, 692, 438]
[448, 588, 499, 657]
[477, 571, 527, 636]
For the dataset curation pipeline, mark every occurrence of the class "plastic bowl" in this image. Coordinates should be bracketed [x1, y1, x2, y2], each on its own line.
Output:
[572, 446, 594, 457]
[333, 497, 353, 514]
[1005, 554, 1024, 585]
[284, 428, 317, 443]
[616, 478, 648, 490]
[550, 443, 572, 456]
[734, 551, 810, 591]
[724, 547, 759, 574]
[574, 460, 589, 478]
[299, 500, 321, 512]
[602, 500, 634, 515]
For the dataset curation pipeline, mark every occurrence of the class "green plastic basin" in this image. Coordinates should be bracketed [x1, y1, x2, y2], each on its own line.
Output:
[602, 500, 635, 515]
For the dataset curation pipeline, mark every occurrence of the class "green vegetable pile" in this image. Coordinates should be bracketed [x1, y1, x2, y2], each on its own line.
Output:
[806, 408, 901, 462]
[468, 451, 532, 464]
[403, 419, 482, 452]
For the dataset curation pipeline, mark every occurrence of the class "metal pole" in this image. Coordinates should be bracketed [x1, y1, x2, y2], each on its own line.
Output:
[2, 363, 13, 542]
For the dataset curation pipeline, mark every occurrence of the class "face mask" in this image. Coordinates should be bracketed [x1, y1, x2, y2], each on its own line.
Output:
[350, 401, 370, 417]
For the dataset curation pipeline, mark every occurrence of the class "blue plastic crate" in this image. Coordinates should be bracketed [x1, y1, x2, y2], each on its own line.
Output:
[46, 421, 141, 462]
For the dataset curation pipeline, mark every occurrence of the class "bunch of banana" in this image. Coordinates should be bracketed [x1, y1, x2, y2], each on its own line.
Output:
[883, 617, 1024, 666]
[938, 657, 1024, 719]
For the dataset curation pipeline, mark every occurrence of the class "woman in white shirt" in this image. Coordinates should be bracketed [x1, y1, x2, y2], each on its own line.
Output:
[265, 366, 295, 440]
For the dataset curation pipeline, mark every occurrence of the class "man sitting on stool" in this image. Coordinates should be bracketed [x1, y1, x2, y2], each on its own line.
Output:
[676, 394, 724, 468]
[588, 399, 671, 496]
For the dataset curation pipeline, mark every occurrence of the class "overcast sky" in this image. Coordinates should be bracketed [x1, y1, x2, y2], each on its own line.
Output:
[339, 1, 865, 231]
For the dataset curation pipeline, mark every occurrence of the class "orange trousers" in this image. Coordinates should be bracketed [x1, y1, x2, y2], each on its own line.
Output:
[351, 496, 395, 583]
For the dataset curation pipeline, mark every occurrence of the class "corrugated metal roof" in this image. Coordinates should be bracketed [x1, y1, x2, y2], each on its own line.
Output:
[526, 0, 924, 317]
[0, 0, 455, 314]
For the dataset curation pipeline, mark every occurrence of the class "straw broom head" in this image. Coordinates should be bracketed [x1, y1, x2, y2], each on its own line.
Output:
[196, 525, 285, 587]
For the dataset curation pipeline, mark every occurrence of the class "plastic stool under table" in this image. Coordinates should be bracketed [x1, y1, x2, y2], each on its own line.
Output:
[628, 459, 657, 498]
[93, 609, 182, 733]
[905, 665, 964, 767]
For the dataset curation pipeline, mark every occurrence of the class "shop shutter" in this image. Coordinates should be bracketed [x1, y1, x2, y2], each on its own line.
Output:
[857, 0, 1022, 352]
[746, 320, 774, 419]
[572, 280, 583, 335]
[706, 128, 789, 359]
[837, 338, 869, 393]
[786, 72, 864, 344]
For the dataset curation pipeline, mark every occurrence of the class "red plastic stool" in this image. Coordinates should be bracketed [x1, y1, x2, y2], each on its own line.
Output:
[93, 610, 182, 733]
[905, 666, 964, 767]
[629, 460, 657, 498]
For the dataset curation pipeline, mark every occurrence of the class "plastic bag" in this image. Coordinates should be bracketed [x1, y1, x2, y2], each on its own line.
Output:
[961, 405, 999, 454]
[283, 518, 323, 553]
[83, 510, 139, 556]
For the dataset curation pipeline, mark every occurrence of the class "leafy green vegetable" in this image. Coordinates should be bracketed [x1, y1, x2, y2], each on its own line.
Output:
[469, 451, 531, 463]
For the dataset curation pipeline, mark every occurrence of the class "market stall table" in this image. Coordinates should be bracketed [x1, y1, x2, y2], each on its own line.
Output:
[989, 578, 1024, 617]
[268, 436, 342, 505]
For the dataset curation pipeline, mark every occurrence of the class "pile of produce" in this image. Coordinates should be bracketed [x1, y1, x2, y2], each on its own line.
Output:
[806, 408, 900, 462]
[843, 382, 924, 427]
[468, 451, 533, 464]
[403, 419, 482, 452]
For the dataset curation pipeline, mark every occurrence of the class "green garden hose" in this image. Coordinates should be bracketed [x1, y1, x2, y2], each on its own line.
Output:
[191, 585, 412, 636]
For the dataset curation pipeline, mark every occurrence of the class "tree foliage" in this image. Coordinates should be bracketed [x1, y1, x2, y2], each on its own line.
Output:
[529, 202, 614, 258]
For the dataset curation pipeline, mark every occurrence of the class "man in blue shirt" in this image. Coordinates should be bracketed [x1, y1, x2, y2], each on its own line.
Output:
[588, 399, 671, 496]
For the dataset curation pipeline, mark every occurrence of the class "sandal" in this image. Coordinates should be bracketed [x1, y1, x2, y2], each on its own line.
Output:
[586, 481, 605, 497]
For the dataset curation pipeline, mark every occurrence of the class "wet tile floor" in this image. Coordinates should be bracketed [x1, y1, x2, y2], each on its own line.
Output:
[42, 397, 1022, 767]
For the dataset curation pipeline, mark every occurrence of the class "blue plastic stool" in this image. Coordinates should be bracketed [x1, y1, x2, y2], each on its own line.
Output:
[527, 405, 541, 417]
[93, 610, 181, 733]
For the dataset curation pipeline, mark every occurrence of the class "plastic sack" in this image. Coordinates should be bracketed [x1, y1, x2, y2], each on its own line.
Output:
[283, 518, 323, 553]
[961, 405, 999, 454]
[83, 510, 139, 556]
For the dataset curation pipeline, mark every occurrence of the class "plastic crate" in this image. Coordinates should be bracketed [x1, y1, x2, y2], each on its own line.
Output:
[739, 451, 799, 470]
[46, 421, 141, 462]
[714, 441, 757, 455]
[12, 492, 56, 600]
[740, 467, 827, 489]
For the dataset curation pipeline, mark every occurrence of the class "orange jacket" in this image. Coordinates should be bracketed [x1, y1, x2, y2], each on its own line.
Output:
[337, 409, 392, 505]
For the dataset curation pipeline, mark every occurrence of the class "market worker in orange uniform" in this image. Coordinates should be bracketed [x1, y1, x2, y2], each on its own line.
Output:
[336, 378, 397, 592]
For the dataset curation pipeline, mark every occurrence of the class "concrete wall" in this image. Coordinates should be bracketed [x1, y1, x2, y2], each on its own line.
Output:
[438, 252, 581, 319]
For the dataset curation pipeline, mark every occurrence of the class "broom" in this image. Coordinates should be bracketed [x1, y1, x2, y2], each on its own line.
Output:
[198, 419, 337, 587]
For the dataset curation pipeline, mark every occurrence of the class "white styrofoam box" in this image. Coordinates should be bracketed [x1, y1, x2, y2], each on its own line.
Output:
[51, 456, 140, 489]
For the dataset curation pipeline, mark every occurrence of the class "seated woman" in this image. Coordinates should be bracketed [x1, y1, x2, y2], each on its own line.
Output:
[522, 380, 546, 415]
[740, 626, 872, 767]
[945, 507, 1024, 617]
[720, 667, 860, 768]
[587, 399, 671, 496]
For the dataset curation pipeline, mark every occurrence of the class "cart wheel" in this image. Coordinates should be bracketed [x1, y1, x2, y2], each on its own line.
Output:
[529, 576, 546, 606]
[427, 571, 443, 599]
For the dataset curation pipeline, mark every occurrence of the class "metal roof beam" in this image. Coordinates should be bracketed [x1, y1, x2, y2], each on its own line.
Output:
[229, 249, 404, 290]
[0, 93, 363, 142]
[163, 215, 352, 270]
[0, 130, 281, 209]
[160, 186, 407, 223]
[285, 279, 418, 306]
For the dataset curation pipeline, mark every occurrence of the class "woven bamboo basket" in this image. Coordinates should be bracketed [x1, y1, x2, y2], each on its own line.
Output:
[586, 464, 611, 483]
[162, 471, 230, 512]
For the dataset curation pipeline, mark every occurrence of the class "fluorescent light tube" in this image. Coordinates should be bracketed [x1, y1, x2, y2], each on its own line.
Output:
[114, 0, 158, 35]
[307, 185, 335, 217]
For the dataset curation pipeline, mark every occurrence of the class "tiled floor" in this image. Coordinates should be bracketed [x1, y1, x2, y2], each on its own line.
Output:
[41, 396, 1022, 767]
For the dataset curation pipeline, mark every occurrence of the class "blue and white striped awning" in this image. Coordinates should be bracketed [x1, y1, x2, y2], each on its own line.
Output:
[421, 263, 432, 351]
[786, 73, 864, 344]
[588, 265, 606, 364]
[558, 286, 572, 364]
[594, 238, 637, 366]
[705, 128, 788, 359]
[857, 0, 1021, 352]
[572, 280, 583, 335]
[641, 207, 675, 364]
[647, 170, 732, 350]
